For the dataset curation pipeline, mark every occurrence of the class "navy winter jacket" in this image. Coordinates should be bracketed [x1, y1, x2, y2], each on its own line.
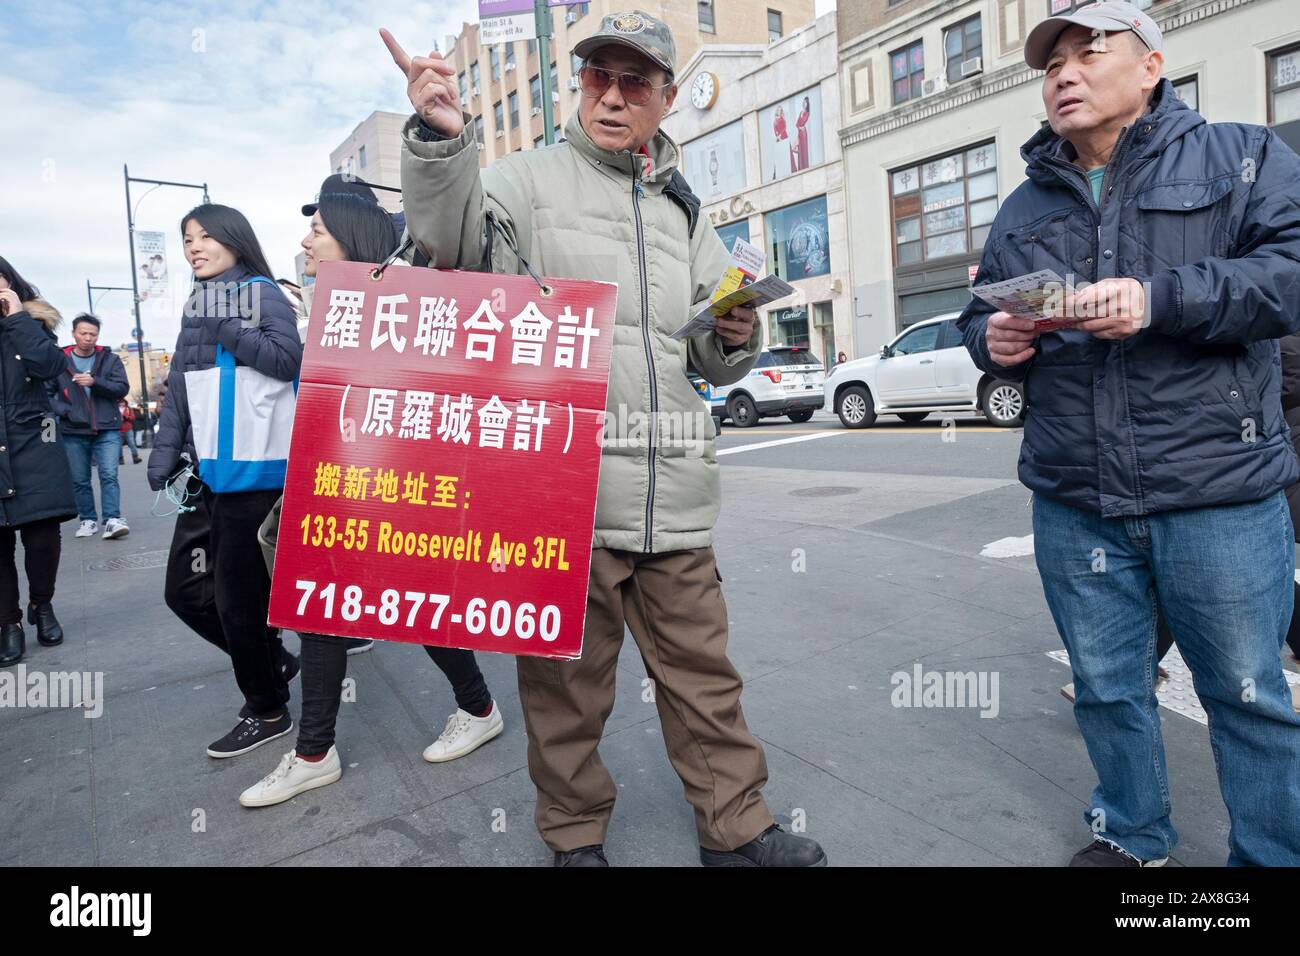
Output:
[0, 300, 77, 526]
[959, 80, 1300, 517]
[50, 344, 129, 435]
[147, 265, 302, 491]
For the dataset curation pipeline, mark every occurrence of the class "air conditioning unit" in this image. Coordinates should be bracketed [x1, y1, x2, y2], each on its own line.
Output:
[565, 11, 578, 24]
[531, 106, 541, 116]
[551, 91, 559, 103]
[476, 142, 485, 151]
[922, 75, 948, 96]
[960, 56, 983, 78]
[496, 128, 504, 137]
[460, 96, 468, 107]
[567, 76, 580, 91]
[471, 84, 480, 95]
[506, 63, 516, 71]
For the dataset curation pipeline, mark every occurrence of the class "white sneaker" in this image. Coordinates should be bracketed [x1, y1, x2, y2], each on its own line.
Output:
[422, 702, 504, 763]
[239, 747, 342, 808]
[102, 518, 130, 539]
[75, 520, 98, 538]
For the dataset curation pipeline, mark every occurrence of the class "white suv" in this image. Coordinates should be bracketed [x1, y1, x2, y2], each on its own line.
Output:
[695, 346, 825, 427]
[822, 312, 1025, 428]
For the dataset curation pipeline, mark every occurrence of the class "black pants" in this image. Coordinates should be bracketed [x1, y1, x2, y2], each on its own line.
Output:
[164, 479, 289, 717]
[0, 518, 61, 625]
[296, 635, 492, 756]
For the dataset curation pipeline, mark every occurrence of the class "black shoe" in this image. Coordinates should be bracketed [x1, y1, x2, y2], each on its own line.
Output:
[700, 824, 827, 867]
[279, 650, 300, 684]
[206, 713, 294, 759]
[554, 844, 609, 867]
[0, 623, 23, 667]
[132, 456, 142, 464]
[1069, 838, 1167, 867]
[27, 602, 63, 647]
[343, 637, 374, 656]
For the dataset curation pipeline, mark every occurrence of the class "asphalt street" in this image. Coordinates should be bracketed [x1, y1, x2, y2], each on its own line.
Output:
[2, 409, 1286, 867]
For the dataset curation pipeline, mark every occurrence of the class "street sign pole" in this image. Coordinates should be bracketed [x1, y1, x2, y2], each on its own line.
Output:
[536, 0, 555, 144]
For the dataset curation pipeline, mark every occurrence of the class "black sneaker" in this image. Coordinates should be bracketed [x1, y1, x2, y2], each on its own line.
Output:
[1069, 838, 1168, 867]
[343, 637, 375, 656]
[206, 713, 294, 759]
[279, 650, 300, 684]
[554, 844, 609, 867]
[700, 824, 827, 867]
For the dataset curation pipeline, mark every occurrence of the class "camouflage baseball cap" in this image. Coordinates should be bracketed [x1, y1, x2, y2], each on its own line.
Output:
[572, 10, 677, 79]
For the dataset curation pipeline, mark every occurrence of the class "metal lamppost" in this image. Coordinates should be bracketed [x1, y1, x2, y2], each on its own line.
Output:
[124, 164, 209, 432]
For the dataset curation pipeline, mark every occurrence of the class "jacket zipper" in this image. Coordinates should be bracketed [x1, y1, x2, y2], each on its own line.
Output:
[631, 161, 657, 553]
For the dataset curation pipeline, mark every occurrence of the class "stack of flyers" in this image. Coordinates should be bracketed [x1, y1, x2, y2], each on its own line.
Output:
[669, 238, 796, 340]
[971, 269, 1079, 332]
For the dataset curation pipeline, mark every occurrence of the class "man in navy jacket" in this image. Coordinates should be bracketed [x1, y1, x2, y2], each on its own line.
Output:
[959, 2, 1300, 866]
[51, 314, 131, 540]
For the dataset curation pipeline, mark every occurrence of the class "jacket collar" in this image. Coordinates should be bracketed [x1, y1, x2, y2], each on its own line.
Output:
[1021, 79, 1204, 186]
[564, 110, 681, 185]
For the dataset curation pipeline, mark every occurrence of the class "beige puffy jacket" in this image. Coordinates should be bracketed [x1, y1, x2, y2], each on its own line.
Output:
[400, 110, 761, 553]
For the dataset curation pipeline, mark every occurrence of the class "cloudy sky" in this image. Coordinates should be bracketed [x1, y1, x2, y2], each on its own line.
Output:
[2, 0, 834, 349]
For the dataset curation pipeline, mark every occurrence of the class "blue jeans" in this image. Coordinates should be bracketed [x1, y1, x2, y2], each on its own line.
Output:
[63, 430, 122, 522]
[1033, 491, 1300, 865]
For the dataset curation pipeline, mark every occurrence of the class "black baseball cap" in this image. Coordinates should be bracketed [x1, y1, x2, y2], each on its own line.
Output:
[302, 173, 381, 216]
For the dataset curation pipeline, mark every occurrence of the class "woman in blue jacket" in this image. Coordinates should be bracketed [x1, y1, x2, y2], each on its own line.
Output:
[148, 205, 304, 759]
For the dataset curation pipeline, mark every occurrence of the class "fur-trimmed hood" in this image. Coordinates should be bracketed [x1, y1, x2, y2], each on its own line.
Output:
[20, 298, 62, 332]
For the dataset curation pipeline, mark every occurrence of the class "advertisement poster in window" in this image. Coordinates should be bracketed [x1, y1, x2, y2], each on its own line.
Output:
[758, 86, 825, 182]
[766, 196, 830, 280]
[682, 121, 747, 202]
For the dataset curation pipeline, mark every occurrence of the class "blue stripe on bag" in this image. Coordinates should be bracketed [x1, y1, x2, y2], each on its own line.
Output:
[198, 277, 296, 494]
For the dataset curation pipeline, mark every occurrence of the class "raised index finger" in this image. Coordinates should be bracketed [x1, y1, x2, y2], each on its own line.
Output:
[380, 28, 412, 75]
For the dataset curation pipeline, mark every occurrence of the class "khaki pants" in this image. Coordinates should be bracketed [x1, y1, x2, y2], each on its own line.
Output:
[516, 546, 774, 852]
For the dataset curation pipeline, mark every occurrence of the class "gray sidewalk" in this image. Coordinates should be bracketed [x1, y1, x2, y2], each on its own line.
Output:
[0, 434, 1249, 867]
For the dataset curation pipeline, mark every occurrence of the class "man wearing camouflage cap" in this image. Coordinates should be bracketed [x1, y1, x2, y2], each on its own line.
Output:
[380, 11, 826, 867]
[958, 1, 1300, 865]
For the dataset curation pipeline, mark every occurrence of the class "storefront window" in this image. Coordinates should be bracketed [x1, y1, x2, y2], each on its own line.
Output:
[891, 142, 998, 266]
[715, 220, 750, 255]
[765, 195, 831, 281]
[768, 304, 811, 348]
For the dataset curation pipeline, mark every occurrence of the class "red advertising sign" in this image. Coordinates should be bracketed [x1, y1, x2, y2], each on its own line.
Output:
[267, 261, 617, 660]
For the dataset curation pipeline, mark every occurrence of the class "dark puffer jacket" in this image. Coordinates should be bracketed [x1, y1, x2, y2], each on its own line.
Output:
[959, 80, 1300, 517]
[50, 344, 129, 434]
[0, 300, 76, 526]
[147, 264, 302, 491]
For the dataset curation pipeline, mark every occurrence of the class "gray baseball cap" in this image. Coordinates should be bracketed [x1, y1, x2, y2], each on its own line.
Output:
[572, 10, 677, 79]
[1024, 1, 1163, 70]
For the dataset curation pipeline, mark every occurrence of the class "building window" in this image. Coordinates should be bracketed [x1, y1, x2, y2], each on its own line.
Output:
[1047, 0, 1100, 13]
[473, 116, 484, 145]
[572, 2, 589, 19]
[458, 72, 467, 99]
[509, 92, 519, 128]
[890, 40, 925, 105]
[767, 9, 783, 42]
[528, 39, 537, 56]
[765, 195, 831, 281]
[715, 219, 750, 254]
[767, 304, 810, 348]
[534, 134, 544, 148]
[530, 74, 541, 110]
[470, 61, 480, 87]
[699, 0, 716, 33]
[490, 47, 500, 82]
[891, 142, 998, 266]
[572, 52, 583, 78]
[944, 16, 982, 83]
[494, 100, 504, 131]
[358, 145, 366, 168]
[1269, 44, 1300, 125]
[505, 45, 515, 69]
[1171, 74, 1199, 112]
[550, 64, 558, 102]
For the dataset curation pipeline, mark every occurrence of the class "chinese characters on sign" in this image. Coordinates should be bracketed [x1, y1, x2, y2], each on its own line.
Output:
[268, 261, 618, 660]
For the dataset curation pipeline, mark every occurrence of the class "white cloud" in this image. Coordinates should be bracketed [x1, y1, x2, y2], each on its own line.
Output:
[0, 0, 478, 348]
